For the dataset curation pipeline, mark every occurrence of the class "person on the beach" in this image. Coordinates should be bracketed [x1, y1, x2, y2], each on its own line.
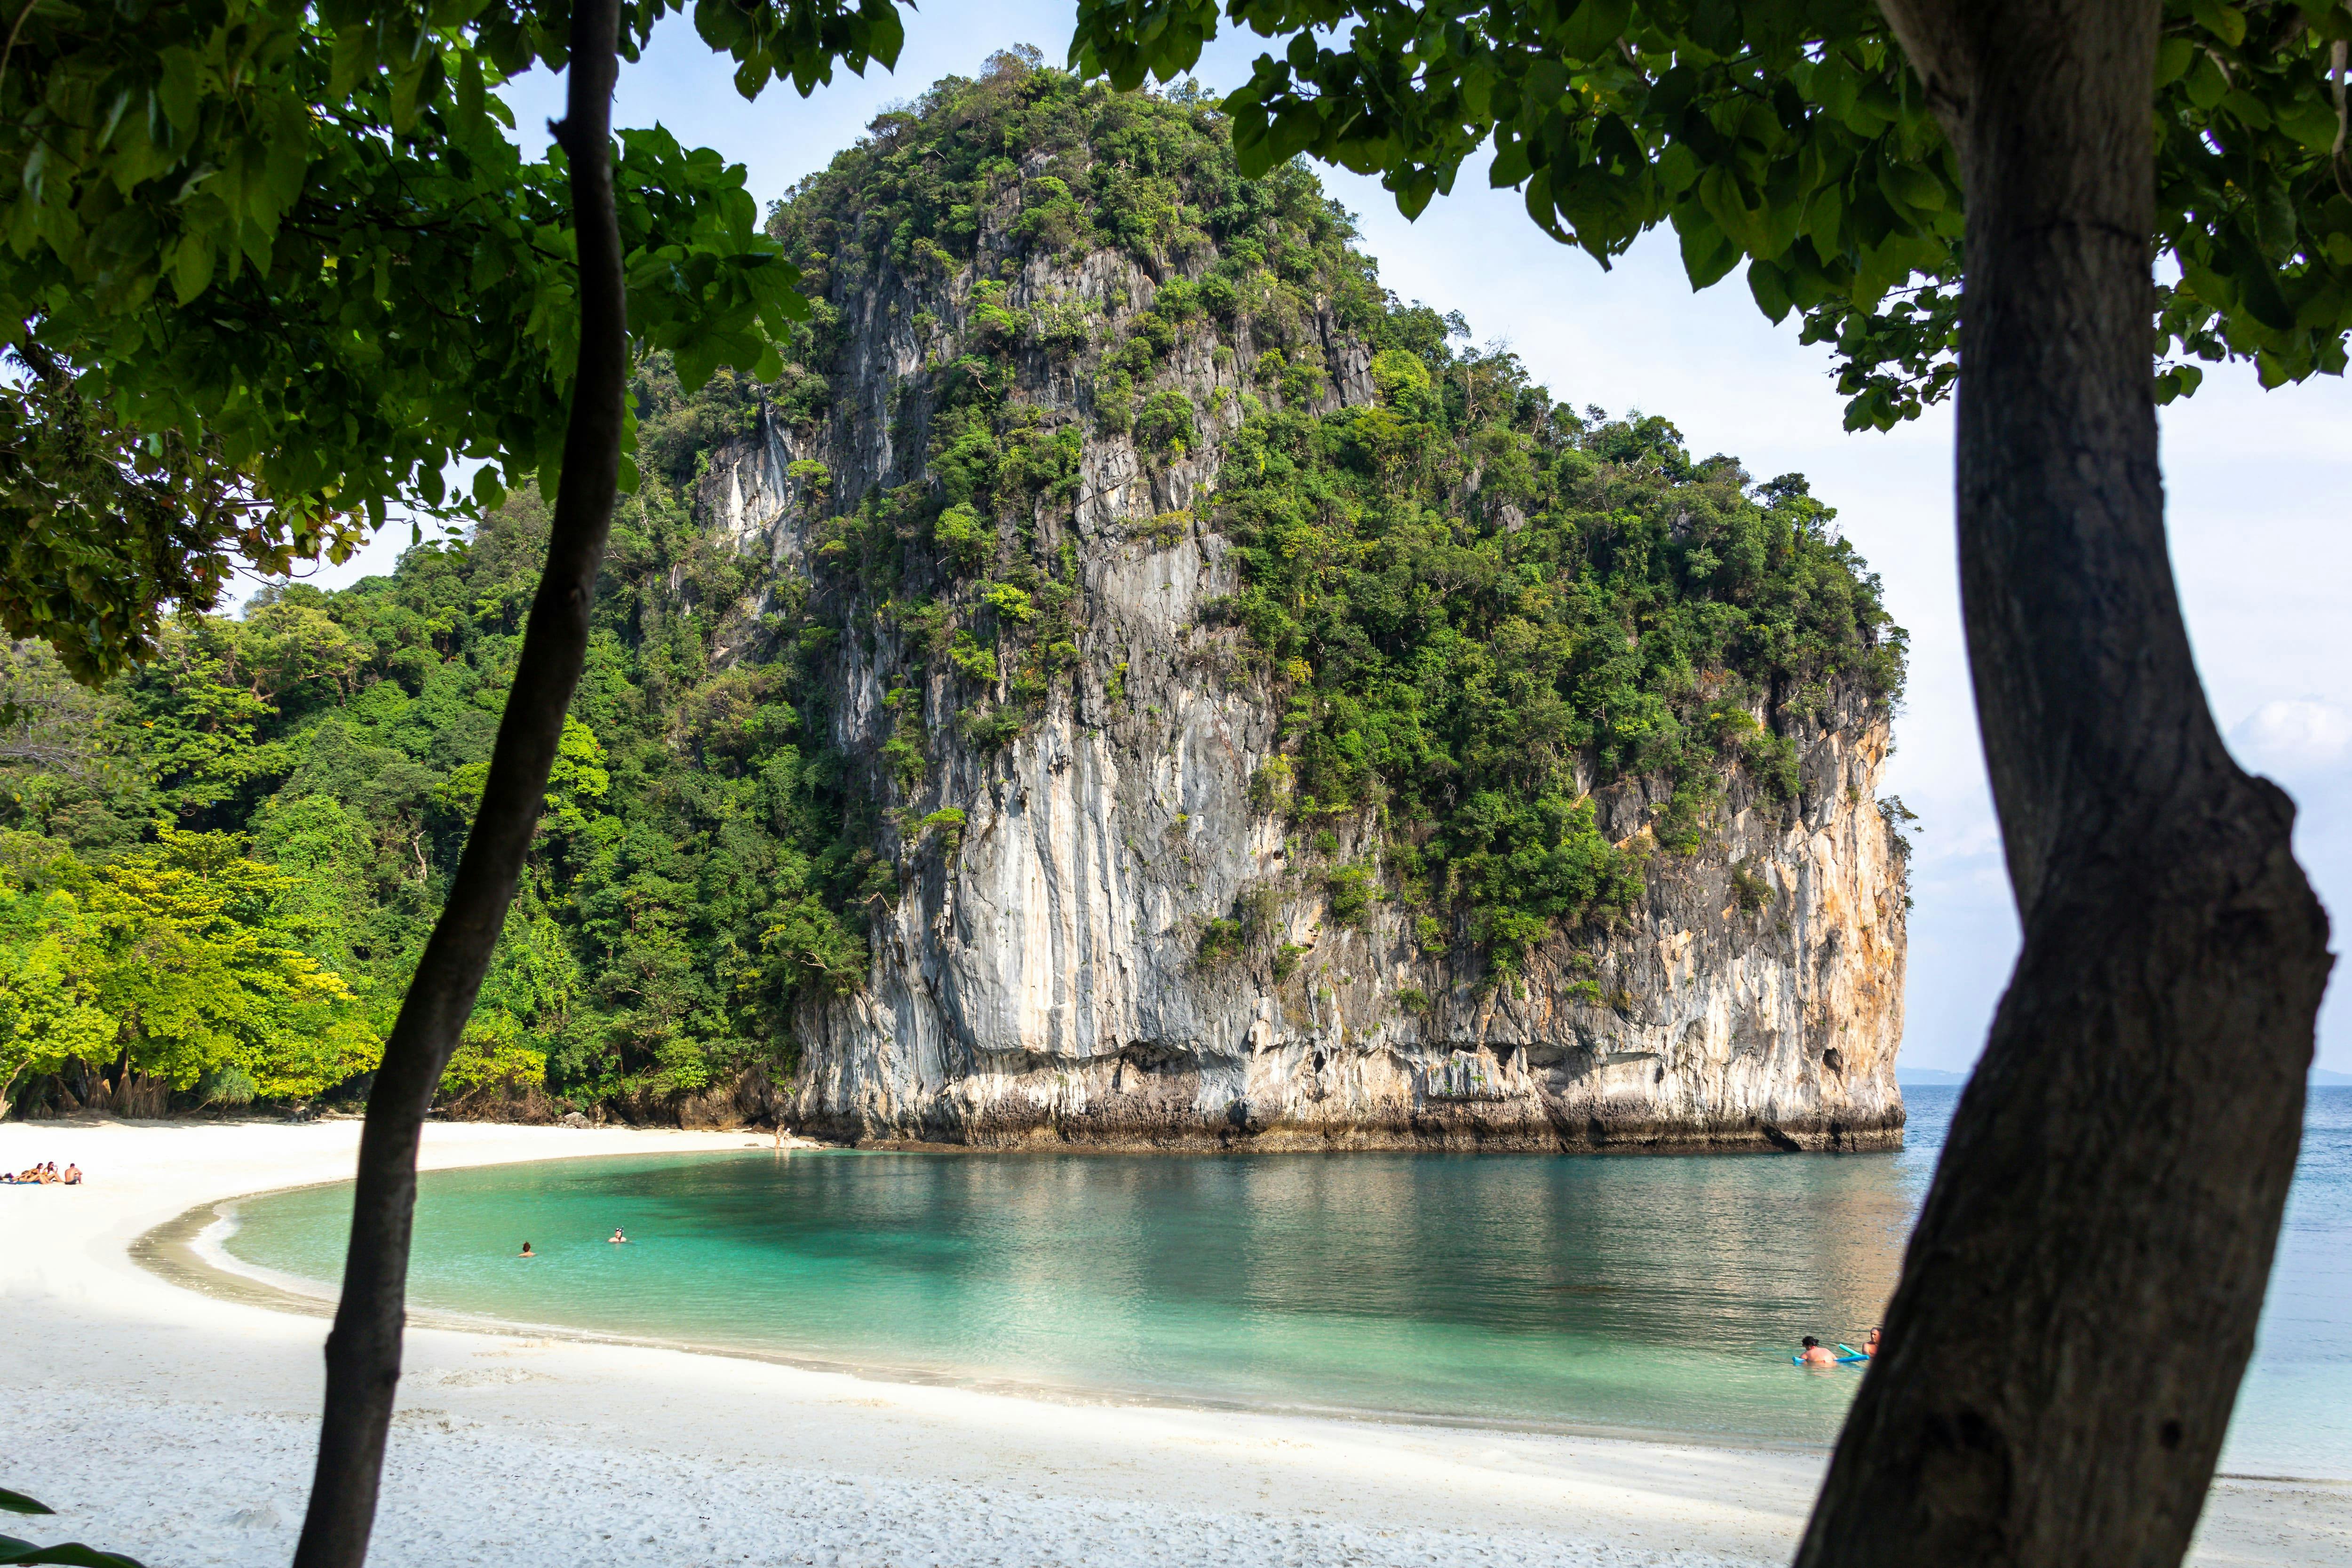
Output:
[1862, 1327, 1881, 1358]
[61, 1164, 80, 1186]
[608, 1227, 628, 1244]
[519, 1242, 536, 1258]
[1797, 1336, 1838, 1366]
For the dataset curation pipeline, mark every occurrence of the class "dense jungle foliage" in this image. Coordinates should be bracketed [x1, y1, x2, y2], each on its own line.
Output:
[0, 435, 866, 1114]
[1213, 365, 1904, 968]
[0, 54, 1902, 1115]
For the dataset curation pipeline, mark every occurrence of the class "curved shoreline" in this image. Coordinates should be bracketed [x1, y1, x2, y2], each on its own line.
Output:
[132, 1176, 1840, 1457]
[128, 1156, 2342, 1489]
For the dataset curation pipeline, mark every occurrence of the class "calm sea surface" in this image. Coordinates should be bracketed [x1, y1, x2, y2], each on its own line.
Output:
[221, 1086, 2352, 1474]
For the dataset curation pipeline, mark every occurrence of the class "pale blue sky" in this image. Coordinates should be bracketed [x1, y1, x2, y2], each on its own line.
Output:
[314, 7, 2352, 1073]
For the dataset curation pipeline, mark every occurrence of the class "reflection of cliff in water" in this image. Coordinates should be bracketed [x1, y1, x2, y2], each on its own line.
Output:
[1178, 1149, 1921, 1352]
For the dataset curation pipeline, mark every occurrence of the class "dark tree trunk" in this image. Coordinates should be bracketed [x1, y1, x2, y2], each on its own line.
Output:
[1799, 1, 2333, 1564]
[287, 1, 628, 1562]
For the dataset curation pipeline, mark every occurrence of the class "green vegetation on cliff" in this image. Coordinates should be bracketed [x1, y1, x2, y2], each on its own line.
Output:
[1, 55, 1901, 1116]
[1215, 385, 1900, 966]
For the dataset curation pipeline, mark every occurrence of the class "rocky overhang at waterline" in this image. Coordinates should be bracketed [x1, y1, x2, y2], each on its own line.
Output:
[679, 57, 1912, 1152]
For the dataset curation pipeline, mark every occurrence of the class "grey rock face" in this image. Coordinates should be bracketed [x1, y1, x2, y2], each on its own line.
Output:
[698, 238, 1908, 1153]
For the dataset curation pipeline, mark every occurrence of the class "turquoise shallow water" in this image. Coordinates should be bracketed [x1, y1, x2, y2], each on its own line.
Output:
[220, 1085, 2352, 1473]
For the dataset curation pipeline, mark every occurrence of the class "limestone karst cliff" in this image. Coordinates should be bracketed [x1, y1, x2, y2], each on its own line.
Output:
[675, 58, 1911, 1151]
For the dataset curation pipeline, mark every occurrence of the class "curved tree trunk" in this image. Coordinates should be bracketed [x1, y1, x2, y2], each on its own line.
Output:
[1799, 1, 2334, 1564]
[288, 2, 628, 1562]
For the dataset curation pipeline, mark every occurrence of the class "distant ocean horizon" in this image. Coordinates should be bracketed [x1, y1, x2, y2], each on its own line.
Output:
[1901, 1065, 2352, 1087]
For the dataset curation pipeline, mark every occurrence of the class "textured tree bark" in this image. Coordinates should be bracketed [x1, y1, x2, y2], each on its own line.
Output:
[287, 3, 628, 1563]
[1797, 1, 2334, 1565]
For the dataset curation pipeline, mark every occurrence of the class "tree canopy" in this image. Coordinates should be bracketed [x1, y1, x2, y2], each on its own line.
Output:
[0, 826, 382, 1107]
[0, 0, 921, 682]
[1071, 0, 2352, 428]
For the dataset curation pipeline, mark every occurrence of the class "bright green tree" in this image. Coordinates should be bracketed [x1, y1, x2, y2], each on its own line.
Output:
[0, 829, 382, 1110]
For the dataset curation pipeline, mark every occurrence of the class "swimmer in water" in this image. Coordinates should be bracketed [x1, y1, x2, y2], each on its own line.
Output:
[608, 1227, 628, 1244]
[519, 1242, 536, 1258]
[1796, 1336, 1839, 1366]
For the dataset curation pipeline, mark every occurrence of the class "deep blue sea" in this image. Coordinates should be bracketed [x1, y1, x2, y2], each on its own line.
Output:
[219, 1084, 2352, 1475]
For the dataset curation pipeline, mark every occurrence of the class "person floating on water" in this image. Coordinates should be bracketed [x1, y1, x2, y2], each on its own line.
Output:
[1797, 1336, 1839, 1366]
[608, 1227, 628, 1244]
[519, 1242, 536, 1258]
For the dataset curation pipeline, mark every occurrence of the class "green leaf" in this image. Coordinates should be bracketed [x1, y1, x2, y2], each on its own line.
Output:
[2274, 93, 2343, 152]
[2153, 37, 2194, 88]
[2225, 230, 2296, 331]
[155, 48, 202, 134]
[0, 1540, 148, 1568]
[2153, 363, 2203, 403]
[1522, 168, 1573, 244]
[1674, 206, 1741, 288]
[1655, 141, 1700, 197]
[2219, 88, 2273, 132]
[2189, 0, 2246, 47]
[1880, 161, 1945, 215]
[0, 1494, 53, 1518]
[1557, 0, 1635, 60]
[2184, 53, 2228, 110]
[168, 231, 215, 304]
[1487, 135, 1533, 190]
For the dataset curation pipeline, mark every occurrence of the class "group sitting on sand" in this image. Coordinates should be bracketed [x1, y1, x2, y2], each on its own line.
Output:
[2, 1162, 81, 1186]
[1796, 1328, 1881, 1365]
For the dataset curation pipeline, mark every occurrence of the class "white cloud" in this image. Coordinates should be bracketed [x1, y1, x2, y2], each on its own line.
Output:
[2233, 699, 2352, 777]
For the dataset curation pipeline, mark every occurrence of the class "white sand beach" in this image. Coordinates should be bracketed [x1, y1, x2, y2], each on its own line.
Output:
[0, 1119, 2343, 1568]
